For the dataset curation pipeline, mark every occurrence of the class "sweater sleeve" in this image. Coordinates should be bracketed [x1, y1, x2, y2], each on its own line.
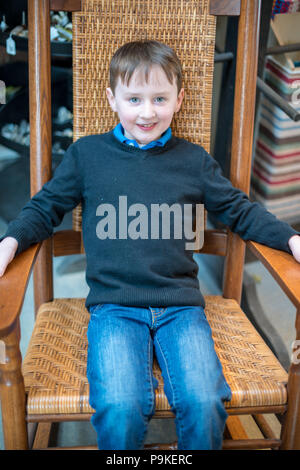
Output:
[2, 141, 82, 255]
[201, 150, 299, 254]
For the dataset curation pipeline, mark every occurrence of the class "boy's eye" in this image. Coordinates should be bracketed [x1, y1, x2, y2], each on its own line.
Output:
[129, 97, 140, 103]
[155, 97, 165, 103]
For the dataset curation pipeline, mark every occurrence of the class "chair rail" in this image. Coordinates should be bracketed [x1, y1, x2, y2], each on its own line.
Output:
[247, 240, 300, 310]
[0, 243, 41, 337]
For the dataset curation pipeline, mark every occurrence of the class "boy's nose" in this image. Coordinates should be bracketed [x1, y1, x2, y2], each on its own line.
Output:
[140, 101, 156, 119]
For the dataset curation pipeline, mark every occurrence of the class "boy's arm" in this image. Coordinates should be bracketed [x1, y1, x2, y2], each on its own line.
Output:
[0, 141, 82, 274]
[201, 151, 300, 261]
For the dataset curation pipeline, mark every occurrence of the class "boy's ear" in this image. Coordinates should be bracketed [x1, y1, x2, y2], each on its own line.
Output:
[106, 87, 117, 112]
[175, 88, 184, 113]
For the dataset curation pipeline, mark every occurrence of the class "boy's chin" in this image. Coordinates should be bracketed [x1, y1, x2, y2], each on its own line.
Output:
[136, 132, 163, 146]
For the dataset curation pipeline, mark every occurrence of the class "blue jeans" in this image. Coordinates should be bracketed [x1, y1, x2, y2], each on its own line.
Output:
[87, 304, 232, 450]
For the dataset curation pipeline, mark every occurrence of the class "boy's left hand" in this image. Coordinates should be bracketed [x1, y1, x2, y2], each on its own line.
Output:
[288, 235, 300, 263]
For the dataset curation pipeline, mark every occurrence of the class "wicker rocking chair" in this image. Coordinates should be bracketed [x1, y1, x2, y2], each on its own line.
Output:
[1, 0, 300, 450]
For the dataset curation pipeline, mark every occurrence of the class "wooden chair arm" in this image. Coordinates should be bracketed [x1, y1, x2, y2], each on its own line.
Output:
[0, 243, 41, 337]
[247, 240, 300, 310]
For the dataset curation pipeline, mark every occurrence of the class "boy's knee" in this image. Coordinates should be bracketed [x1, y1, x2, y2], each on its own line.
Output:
[178, 390, 226, 415]
[94, 392, 153, 419]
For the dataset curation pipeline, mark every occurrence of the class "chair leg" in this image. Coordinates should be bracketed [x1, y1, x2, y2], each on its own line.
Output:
[280, 364, 300, 449]
[32, 423, 52, 449]
[280, 313, 300, 450]
[0, 321, 28, 449]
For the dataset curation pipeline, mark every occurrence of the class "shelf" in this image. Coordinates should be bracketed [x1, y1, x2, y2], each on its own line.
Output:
[0, 89, 72, 160]
[0, 31, 72, 57]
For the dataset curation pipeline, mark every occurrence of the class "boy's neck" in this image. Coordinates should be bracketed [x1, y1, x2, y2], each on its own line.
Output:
[122, 127, 148, 148]
[123, 129, 150, 148]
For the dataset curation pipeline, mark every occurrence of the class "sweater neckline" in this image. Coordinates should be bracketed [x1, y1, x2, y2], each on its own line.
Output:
[108, 130, 178, 155]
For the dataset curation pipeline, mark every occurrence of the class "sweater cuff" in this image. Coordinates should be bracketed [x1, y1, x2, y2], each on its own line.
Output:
[1, 225, 32, 255]
[282, 228, 300, 255]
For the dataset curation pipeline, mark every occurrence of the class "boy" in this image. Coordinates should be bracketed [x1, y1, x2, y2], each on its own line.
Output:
[0, 40, 300, 450]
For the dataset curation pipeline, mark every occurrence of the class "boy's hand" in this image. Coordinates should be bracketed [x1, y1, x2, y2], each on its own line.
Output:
[288, 235, 300, 263]
[0, 237, 18, 277]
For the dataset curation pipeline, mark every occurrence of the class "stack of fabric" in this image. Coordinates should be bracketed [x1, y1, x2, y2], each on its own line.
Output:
[272, 0, 300, 18]
[251, 56, 300, 223]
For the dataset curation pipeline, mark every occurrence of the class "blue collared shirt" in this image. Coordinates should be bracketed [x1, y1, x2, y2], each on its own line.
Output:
[113, 123, 172, 149]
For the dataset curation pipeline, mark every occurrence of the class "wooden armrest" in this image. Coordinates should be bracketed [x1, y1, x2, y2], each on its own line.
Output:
[247, 241, 300, 309]
[0, 243, 41, 337]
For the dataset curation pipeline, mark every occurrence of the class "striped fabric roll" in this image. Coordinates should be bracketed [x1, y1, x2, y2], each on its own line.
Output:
[251, 56, 300, 223]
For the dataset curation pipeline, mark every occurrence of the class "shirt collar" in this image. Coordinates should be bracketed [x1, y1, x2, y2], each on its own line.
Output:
[113, 123, 172, 149]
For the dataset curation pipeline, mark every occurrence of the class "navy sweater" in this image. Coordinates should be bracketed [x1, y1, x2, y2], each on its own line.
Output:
[3, 131, 298, 308]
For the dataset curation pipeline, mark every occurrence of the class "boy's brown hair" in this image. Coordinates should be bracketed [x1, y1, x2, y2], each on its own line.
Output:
[109, 40, 183, 95]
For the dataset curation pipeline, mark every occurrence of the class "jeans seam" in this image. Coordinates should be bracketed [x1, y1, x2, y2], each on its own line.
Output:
[155, 308, 167, 317]
[147, 334, 156, 417]
[136, 334, 154, 450]
[150, 307, 155, 328]
[150, 307, 167, 317]
[155, 336, 186, 448]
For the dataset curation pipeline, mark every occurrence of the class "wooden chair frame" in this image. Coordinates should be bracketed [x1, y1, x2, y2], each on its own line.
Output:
[0, 0, 300, 450]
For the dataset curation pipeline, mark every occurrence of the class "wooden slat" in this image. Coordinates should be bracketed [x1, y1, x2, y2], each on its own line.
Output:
[50, 0, 81, 11]
[27, 414, 93, 423]
[25, 406, 288, 422]
[227, 405, 286, 415]
[253, 414, 278, 440]
[52, 229, 227, 257]
[32, 423, 52, 449]
[225, 416, 249, 440]
[53, 230, 82, 256]
[42, 445, 98, 450]
[222, 438, 281, 450]
[197, 229, 227, 256]
[210, 0, 241, 16]
[144, 442, 177, 450]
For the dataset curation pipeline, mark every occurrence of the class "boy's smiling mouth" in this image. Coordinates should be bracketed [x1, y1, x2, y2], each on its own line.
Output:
[137, 123, 157, 131]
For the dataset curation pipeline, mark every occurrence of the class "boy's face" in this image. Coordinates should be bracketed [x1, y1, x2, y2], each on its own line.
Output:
[106, 65, 184, 146]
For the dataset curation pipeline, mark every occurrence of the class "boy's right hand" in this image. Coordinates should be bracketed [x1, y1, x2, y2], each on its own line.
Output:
[0, 237, 18, 277]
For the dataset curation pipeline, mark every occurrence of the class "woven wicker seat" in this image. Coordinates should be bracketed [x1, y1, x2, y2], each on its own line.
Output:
[1, 0, 300, 451]
[23, 297, 288, 416]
